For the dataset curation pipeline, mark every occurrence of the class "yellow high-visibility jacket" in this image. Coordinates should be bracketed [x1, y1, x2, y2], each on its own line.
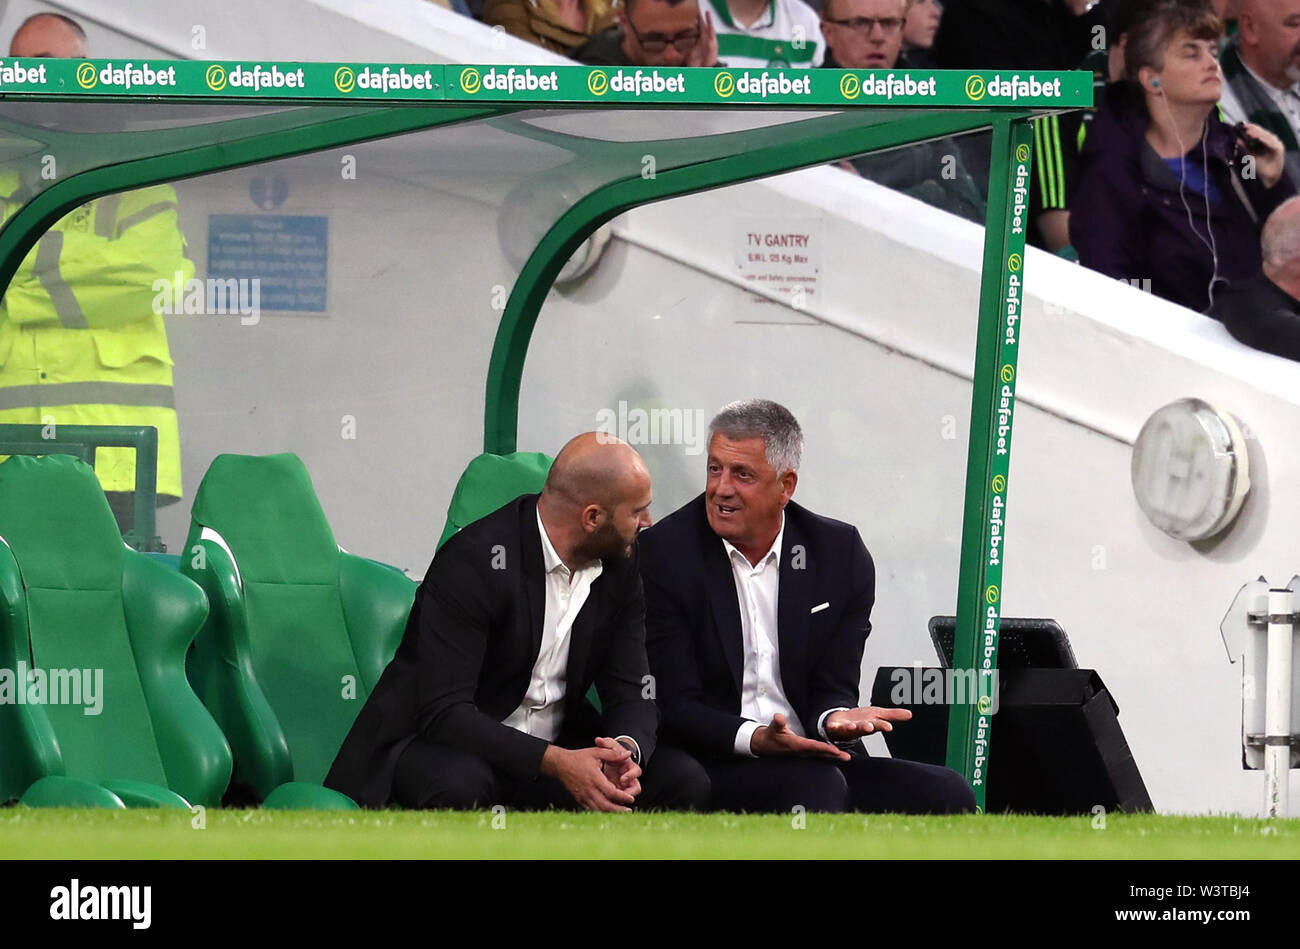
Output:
[0, 175, 193, 497]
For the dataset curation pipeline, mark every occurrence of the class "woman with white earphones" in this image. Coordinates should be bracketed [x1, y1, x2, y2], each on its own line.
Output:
[1071, 0, 1293, 312]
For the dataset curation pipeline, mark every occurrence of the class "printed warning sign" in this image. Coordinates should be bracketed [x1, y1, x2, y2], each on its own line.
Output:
[733, 217, 823, 316]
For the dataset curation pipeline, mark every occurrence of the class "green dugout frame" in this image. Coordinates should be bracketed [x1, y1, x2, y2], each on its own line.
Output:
[0, 59, 1088, 809]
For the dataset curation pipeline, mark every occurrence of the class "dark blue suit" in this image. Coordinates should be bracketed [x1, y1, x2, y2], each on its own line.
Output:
[639, 494, 975, 813]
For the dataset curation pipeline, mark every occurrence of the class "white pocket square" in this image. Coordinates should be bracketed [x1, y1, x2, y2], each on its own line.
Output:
[810, 602, 830, 614]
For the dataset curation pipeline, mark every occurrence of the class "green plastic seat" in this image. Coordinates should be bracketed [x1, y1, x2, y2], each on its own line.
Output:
[0, 454, 231, 809]
[181, 453, 415, 809]
[437, 451, 553, 550]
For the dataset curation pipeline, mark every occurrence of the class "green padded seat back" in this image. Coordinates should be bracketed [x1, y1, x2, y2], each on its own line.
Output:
[0, 455, 168, 787]
[190, 452, 365, 785]
[437, 451, 554, 550]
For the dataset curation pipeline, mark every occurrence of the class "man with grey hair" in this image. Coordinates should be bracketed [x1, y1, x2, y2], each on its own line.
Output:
[1211, 195, 1300, 359]
[638, 398, 975, 812]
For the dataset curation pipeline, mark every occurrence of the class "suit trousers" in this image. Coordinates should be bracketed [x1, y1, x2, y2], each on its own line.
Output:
[697, 746, 977, 814]
[392, 737, 710, 811]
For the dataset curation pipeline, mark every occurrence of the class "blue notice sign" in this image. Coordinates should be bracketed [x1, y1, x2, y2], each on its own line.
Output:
[208, 214, 328, 312]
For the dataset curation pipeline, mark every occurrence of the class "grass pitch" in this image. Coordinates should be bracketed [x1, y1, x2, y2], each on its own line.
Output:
[2, 809, 1298, 859]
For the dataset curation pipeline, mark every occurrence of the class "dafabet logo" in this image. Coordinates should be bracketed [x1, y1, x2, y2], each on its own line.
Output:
[589, 69, 685, 96]
[458, 67, 557, 95]
[0, 60, 47, 87]
[966, 72, 1062, 101]
[715, 71, 811, 99]
[841, 72, 936, 100]
[84, 61, 177, 90]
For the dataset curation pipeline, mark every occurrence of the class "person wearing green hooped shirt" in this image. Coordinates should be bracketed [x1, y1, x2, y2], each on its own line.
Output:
[706, 0, 827, 68]
[0, 13, 194, 539]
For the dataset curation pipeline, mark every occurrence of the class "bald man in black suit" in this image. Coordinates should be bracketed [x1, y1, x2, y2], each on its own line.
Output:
[327, 433, 708, 812]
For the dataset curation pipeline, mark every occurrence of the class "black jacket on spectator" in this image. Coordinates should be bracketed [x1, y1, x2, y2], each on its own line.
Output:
[1072, 81, 1295, 312]
[930, 0, 1105, 248]
[571, 26, 631, 65]
[1209, 272, 1300, 360]
[932, 0, 1107, 70]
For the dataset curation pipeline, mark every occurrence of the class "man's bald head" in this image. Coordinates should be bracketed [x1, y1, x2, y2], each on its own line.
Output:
[544, 432, 649, 513]
[1262, 196, 1300, 293]
[540, 432, 652, 565]
[10, 13, 88, 58]
[1238, 0, 1300, 87]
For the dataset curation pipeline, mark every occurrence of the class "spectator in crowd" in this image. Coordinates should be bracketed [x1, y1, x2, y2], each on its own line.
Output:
[1071, 0, 1293, 311]
[0, 14, 193, 541]
[900, 0, 941, 65]
[573, 0, 720, 65]
[823, 0, 985, 221]
[1210, 194, 1300, 357]
[1218, 0, 1300, 189]
[1076, 1, 1162, 153]
[483, 0, 621, 55]
[931, 0, 1111, 252]
[705, 0, 826, 67]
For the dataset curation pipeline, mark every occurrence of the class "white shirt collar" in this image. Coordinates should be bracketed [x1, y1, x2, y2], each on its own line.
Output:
[722, 512, 785, 571]
[537, 506, 568, 577]
[1240, 56, 1300, 102]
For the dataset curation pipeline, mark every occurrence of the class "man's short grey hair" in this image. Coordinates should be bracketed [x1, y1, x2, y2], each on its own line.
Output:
[1262, 195, 1300, 268]
[708, 399, 803, 474]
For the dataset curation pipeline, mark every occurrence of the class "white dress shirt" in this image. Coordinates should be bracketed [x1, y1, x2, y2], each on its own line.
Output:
[724, 516, 848, 757]
[502, 509, 602, 743]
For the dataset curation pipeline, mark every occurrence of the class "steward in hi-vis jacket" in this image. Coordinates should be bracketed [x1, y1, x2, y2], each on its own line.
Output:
[0, 173, 193, 514]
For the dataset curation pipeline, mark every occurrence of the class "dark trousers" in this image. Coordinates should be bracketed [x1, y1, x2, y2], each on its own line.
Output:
[697, 747, 977, 814]
[393, 739, 710, 812]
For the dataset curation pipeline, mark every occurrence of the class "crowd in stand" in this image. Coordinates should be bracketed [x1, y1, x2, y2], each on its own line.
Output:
[434, 0, 1300, 362]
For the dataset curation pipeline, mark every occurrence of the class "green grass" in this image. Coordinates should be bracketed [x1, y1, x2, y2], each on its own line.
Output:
[3, 809, 1299, 859]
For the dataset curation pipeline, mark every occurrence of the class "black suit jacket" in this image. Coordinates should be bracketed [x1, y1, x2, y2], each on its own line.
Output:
[325, 494, 658, 808]
[638, 494, 875, 759]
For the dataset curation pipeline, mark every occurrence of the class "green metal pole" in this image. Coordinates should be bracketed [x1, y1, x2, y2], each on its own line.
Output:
[944, 117, 1034, 811]
[130, 426, 160, 552]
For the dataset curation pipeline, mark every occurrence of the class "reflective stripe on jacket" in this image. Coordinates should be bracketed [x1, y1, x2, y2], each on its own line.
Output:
[0, 174, 193, 496]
